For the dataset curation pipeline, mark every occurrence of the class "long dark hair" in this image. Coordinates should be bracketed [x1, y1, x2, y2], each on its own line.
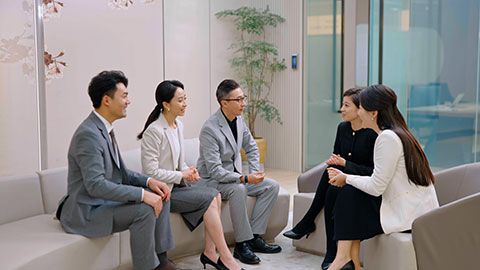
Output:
[137, 80, 184, 139]
[359, 84, 434, 186]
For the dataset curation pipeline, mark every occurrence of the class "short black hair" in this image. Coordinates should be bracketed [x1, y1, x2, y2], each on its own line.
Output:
[343, 87, 363, 108]
[88, 70, 128, 108]
[216, 79, 240, 105]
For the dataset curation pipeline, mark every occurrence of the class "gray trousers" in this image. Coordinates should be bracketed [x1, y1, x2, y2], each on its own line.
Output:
[207, 178, 280, 242]
[111, 200, 174, 270]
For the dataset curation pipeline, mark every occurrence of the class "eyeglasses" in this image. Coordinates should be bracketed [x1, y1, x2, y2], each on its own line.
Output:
[223, 95, 248, 103]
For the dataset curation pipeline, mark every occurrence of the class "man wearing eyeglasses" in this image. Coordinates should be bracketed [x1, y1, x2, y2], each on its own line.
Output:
[197, 79, 282, 265]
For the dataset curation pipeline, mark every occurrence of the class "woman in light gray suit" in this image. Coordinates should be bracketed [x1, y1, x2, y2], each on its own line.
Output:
[138, 81, 243, 270]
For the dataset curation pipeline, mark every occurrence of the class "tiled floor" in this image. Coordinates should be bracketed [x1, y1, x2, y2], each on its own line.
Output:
[173, 168, 325, 270]
[174, 211, 324, 270]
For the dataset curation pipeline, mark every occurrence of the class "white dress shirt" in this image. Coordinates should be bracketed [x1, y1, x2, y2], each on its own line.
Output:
[346, 129, 439, 234]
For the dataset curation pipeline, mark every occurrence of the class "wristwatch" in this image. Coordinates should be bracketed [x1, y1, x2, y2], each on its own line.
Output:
[244, 175, 248, 184]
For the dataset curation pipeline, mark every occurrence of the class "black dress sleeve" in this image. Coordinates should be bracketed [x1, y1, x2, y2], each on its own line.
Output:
[333, 123, 343, 155]
[342, 128, 377, 176]
[343, 160, 374, 176]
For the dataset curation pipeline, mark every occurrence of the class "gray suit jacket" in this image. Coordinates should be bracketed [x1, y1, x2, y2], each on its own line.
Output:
[197, 109, 260, 184]
[59, 112, 149, 237]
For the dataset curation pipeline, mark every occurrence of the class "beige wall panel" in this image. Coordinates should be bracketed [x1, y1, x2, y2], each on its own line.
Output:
[0, 0, 40, 176]
[209, 0, 249, 114]
[44, 0, 164, 168]
[250, 0, 303, 172]
[163, 0, 211, 139]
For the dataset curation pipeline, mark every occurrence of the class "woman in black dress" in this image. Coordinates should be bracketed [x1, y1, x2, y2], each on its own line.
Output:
[283, 88, 378, 270]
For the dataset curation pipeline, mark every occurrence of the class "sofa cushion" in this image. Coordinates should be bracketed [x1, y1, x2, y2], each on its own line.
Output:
[183, 138, 200, 167]
[292, 193, 326, 255]
[0, 214, 119, 270]
[37, 167, 68, 214]
[434, 162, 480, 206]
[0, 174, 44, 225]
[363, 233, 416, 270]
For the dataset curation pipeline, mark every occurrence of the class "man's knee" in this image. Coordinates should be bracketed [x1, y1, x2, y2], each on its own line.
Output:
[228, 184, 247, 196]
[136, 203, 156, 223]
[264, 178, 280, 194]
[225, 183, 248, 199]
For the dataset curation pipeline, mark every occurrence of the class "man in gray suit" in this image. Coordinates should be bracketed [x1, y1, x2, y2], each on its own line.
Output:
[197, 79, 282, 265]
[57, 71, 176, 270]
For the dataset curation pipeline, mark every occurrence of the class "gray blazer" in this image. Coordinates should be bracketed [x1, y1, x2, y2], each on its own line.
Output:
[197, 109, 260, 184]
[59, 112, 149, 237]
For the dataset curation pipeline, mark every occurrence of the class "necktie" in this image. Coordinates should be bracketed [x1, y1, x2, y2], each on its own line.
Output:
[109, 130, 119, 164]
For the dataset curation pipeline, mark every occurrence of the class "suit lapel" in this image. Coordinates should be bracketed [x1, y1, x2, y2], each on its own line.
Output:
[89, 112, 120, 168]
[159, 114, 177, 170]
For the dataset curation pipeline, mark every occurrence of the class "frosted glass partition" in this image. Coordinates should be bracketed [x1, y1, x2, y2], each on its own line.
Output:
[370, 0, 480, 170]
[304, 0, 343, 169]
[0, 0, 40, 176]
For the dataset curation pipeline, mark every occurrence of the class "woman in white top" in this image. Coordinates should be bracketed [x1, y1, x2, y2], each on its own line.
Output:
[138, 81, 243, 270]
[326, 85, 439, 270]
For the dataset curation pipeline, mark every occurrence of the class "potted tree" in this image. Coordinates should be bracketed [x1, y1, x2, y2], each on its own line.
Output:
[216, 6, 286, 164]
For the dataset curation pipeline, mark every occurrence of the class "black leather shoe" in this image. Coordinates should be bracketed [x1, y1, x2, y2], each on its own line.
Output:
[247, 236, 282, 253]
[200, 253, 218, 269]
[233, 242, 261, 264]
[155, 260, 178, 270]
[283, 225, 316, 240]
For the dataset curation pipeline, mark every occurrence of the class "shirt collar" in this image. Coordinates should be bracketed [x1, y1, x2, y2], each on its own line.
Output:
[93, 110, 114, 133]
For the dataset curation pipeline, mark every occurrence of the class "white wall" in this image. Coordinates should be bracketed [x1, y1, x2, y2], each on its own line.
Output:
[163, 0, 211, 139]
[163, 0, 248, 139]
[0, 0, 40, 176]
[44, 0, 164, 168]
[2, 0, 304, 174]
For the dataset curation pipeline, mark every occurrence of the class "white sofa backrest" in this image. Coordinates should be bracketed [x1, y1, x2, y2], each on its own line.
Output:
[37, 167, 68, 214]
[122, 148, 142, 173]
[0, 174, 44, 225]
[184, 138, 200, 167]
[122, 138, 200, 174]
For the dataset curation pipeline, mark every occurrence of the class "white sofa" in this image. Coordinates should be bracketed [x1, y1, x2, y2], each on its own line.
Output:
[292, 162, 480, 270]
[0, 138, 290, 269]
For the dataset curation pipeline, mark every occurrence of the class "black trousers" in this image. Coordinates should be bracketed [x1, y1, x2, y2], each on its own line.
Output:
[292, 168, 338, 264]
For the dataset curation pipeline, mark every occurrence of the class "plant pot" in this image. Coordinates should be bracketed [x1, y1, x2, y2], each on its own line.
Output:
[241, 137, 267, 164]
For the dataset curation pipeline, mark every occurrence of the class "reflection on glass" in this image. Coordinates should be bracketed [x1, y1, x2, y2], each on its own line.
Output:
[373, 0, 480, 170]
[305, 0, 343, 169]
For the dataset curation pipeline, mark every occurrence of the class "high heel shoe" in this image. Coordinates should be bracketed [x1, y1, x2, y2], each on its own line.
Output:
[200, 253, 218, 269]
[283, 225, 316, 240]
[329, 260, 354, 270]
[217, 257, 245, 270]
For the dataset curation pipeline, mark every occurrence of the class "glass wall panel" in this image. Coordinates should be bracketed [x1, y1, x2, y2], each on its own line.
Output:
[368, 0, 380, 85]
[371, 0, 480, 170]
[0, 0, 40, 176]
[304, 0, 343, 169]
